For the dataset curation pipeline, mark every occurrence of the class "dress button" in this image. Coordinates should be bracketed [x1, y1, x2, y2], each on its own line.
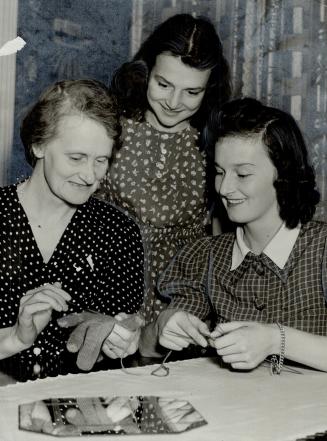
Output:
[33, 347, 41, 356]
[33, 363, 41, 376]
[253, 262, 264, 276]
[254, 295, 265, 311]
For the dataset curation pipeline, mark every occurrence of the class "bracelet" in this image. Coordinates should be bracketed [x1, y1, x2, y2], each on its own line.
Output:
[270, 322, 285, 375]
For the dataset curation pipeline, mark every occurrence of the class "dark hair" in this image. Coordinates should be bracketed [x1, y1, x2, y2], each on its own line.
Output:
[21, 79, 121, 167]
[110, 14, 231, 131]
[203, 97, 320, 228]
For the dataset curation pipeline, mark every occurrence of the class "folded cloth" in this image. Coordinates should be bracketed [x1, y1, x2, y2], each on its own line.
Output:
[57, 312, 144, 371]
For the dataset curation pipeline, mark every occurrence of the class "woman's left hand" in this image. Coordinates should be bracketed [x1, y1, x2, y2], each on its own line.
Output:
[208, 321, 278, 370]
[102, 312, 144, 359]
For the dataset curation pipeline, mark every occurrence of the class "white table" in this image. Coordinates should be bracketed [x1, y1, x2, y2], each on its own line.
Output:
[0, 357, 327, 441]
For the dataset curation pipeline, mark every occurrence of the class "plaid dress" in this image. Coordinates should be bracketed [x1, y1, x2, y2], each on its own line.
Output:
[158, 220, 327, 335]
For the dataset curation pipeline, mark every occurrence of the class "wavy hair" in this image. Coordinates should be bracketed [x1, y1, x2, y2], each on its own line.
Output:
[110, 14, 231, 132]
[203, 97, 320, 227]
[21, 79, 121, 167]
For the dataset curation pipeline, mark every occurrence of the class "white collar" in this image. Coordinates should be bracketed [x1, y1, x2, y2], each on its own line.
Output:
[231, 223, 301, 270]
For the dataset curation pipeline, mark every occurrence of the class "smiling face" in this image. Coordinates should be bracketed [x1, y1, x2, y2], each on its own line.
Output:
[32, 114, 113, 206]
[146, 53, 211, 132]
[214, 134, 281, 230]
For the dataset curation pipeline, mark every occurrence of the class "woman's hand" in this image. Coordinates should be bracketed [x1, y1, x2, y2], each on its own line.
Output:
[209, 321, 278, 370]
[158, 310, 210, 351]
[15, 282, 71, 347]
[102, 312, 145, 359]
[58, 311, 145, 367]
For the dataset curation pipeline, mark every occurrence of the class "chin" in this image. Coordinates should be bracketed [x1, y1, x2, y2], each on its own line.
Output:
[157, 116, 181, 128]
[226, 211, 249, 224]
[64, 194, 91, 206]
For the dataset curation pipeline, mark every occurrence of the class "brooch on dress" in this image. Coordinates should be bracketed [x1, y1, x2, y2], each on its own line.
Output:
[73, 254, 94, 272]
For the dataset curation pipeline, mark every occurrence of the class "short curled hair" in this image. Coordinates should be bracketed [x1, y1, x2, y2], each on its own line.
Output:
[203, 97, 320, 228]
[21, 79, 121, 167]
[110, 14, 231, 131]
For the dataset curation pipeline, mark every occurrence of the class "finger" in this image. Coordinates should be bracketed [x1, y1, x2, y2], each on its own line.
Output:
[115, 312, 128, 321]
[102, 344, 121, 359]
[66, 322, 89, 353]
[105, 326, 137, 351]
[189, 316, 211, 338]
[30, 283, 70, 300]
[20, 291, 69, 312]
[212, 333, 238, 350]
[122, 339, 138, 356]
[216, 344, 241, 356]
[209, 323, 225, 338]
[102, 335, 138, 358]
[230, 361, 255, 370]
[159, 335, 190, 351]
[220, 353, 249, 364]
[76, 321, 115, 371]
[25, 284, 71, 302]
[57, 312, 86, 328]
[112, 324, 135, 341]
[210, 321, 250, 338]
[119, 314, 145, 331]
[178, 320, 208, 347]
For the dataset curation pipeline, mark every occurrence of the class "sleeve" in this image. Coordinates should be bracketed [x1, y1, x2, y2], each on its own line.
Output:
[115, 217, 145, 314]
[157, 237, 213, 320]
[95, 210, 145, 316]
[322, 236, 327, 303]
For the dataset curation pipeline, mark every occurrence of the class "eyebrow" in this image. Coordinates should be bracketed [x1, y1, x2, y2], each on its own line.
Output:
[155, 74, 206, 91]
[214, 161, 255, 168]
[66, 152, 110, 158]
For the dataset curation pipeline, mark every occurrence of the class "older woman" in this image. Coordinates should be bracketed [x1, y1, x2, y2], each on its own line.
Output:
[0, 79, 144, 381]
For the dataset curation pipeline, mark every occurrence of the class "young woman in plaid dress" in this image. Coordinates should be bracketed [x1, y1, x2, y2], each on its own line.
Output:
[141, 97, 327, 372]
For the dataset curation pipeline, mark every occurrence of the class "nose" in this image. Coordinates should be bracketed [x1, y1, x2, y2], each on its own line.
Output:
[79, 161, 96, 185]
[166, 89, 182, 109]
[217, 173, 235, 197]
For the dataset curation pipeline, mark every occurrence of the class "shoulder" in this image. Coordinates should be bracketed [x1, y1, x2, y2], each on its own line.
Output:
[120, 116, 143, 135]
[300, 220, 327, 240]
[0, 184, 17, 209]
[211, 232, 235, 250]
[0, 184, 15, 198]
[87, 196, 141, 236]
[178, 232, 235, 260]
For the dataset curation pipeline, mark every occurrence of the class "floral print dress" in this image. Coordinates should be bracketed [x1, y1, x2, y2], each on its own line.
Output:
[101, 117, 209, 323]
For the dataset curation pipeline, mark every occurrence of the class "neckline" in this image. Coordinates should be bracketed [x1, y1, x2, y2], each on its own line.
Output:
[127, 117, 194, 136]
[13, 181, 80, 265]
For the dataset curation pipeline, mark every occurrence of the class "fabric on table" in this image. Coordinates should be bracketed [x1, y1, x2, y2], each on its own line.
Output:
[158, 220, 327, 335]
[0, 184, 144, 381]
[100, 117, 209, 324]
[1, 358, 327, 441]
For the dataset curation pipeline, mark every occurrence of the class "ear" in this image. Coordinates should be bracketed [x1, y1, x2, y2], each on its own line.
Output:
[31, 144, 45, 160]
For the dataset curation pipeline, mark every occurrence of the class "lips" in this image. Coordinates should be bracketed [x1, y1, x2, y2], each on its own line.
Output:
[161, 105, 183, 115]
[69, 182, 93, 189]
[225, 198, 246, 206]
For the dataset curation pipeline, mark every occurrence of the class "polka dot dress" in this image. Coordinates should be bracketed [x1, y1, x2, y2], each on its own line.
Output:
[0, 184, 144, 381]
[101, 118, 209, 323]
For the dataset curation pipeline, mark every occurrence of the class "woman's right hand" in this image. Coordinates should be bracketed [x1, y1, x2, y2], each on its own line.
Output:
[15, 282, 71, 346]
[158, 310, 210, 351]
